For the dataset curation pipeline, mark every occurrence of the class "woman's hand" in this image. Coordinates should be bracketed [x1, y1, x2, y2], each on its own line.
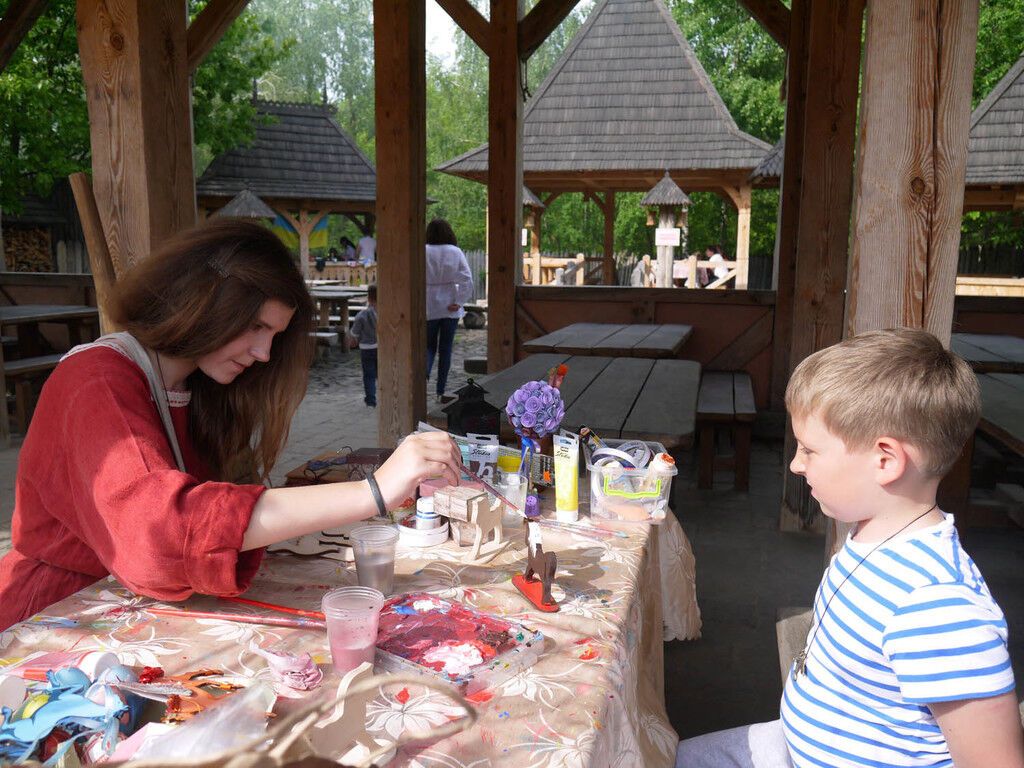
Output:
[447, 303, 460, 312]
[374, 432, 463, 509]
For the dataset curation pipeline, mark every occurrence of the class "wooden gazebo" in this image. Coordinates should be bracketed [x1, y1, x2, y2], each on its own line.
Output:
[964, 53, 1024, 212]
[197, 99, 378, 278]
[437, 0, 770, 287]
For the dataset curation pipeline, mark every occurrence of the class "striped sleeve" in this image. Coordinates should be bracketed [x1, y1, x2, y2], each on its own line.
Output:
[881, 582, 1014, 703]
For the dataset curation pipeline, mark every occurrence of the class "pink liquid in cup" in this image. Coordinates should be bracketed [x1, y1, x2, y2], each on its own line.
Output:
[322, 586, 385, 674]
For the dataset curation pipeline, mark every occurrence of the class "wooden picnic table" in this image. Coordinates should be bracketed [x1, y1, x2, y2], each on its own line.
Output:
[951, 333, 1024, 373]
[430, 353, 701, 450]
[523, 322, 694, 358]
[309, 287, 367, 349]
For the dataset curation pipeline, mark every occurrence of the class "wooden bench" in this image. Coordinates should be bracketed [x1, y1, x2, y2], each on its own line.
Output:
[464, 357, 488, 374]
[1, 353, 63, 442]
[697, 371, 756, 490]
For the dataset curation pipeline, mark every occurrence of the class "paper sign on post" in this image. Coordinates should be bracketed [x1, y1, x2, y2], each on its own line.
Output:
[655, 228, 681, 247]
[521, 228, 528, 247]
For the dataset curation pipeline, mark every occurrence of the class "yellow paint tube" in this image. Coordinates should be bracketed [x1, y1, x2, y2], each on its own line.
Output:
[553, 433, 580, 522]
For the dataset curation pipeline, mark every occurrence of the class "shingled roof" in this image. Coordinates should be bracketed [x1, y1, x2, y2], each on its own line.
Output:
[197, 101, 376, 203]
[966, 54, 1024, 185]
[437, 0, 769, 184]
[749, 138, 783, 184]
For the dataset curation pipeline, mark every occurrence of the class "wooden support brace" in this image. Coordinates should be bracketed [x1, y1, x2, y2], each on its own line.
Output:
[186, 0, 250, 75]
[436, 0, 490, 55]
[519, 0, 579, 59]
[69, 172, 120, 335]
[0, 0, 48, 74]
[734, 0, 791, 49]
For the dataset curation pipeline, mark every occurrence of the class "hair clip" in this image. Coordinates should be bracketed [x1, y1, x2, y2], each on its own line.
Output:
[207, 258, 229, 278]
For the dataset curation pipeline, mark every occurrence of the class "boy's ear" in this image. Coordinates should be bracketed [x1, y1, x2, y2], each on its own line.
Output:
[873, 436, 909, 485]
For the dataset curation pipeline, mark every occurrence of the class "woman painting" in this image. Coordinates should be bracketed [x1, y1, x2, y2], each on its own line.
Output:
[425, 219, 474, 402]
[0, 219, 461, 631]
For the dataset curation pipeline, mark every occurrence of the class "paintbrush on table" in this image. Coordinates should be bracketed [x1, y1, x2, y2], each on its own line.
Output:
[147, 607, 326, 631]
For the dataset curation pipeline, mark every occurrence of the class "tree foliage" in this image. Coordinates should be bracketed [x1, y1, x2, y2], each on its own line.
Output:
[0, 0, 286, 211]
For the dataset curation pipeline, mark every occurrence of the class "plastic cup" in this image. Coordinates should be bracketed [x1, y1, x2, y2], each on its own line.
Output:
[495, 470, 528, 529]
[350, 524, 400, 595]
[322, 586, 385, 674]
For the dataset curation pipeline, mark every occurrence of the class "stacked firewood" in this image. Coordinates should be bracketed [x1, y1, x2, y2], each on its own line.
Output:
[2, 227, 54, 272]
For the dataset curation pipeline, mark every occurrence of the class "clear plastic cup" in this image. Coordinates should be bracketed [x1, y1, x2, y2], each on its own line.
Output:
[322, 586, 384, 674]
[495, 469, 528, 529]
[350, 524, 400, 595]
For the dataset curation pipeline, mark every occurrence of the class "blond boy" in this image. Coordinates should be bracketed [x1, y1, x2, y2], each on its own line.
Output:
[677, 328, 1023, 768]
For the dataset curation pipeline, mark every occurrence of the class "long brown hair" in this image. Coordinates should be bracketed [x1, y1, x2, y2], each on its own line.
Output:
[110, 218, 315, 481]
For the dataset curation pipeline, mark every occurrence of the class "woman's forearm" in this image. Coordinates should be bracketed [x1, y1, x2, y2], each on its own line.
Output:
[241, 480, 378, 551]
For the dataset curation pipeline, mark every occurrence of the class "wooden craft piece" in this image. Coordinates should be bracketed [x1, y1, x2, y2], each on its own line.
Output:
[434, 486, 509, 564]
[512, 520, 559, 612]
[305, 662, 395, 764]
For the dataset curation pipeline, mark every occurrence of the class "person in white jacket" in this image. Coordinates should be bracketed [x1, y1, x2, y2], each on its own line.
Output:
[425, 218, 474, 401]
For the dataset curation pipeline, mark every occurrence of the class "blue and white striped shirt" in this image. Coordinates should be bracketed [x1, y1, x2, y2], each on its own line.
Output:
[781, 513, 1014, 767]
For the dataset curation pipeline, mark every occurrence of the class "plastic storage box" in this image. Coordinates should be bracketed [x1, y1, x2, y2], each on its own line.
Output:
[584, 439, 677, 523]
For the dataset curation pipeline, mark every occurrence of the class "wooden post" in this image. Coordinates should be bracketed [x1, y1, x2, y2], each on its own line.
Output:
[487, 0, 523, 372]
[776, 0, 865, 533]
[655, 208, 675, 288]
[69, 172, 120, 334]
[602, 191, 616, 285]
[77, 0, 196, 271]
[770, 0, 810, 410]
[734, 184, 751, 289]
[847, 0, 978, 346]
[373, 0, 427, 445]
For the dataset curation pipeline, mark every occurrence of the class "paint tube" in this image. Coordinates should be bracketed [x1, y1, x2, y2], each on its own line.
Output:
[553, 432, 580, 522]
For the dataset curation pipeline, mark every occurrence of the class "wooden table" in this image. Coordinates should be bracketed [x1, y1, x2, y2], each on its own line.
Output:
[939, 372, 1024, 527]
[951, 333, 1024, 373]
[309, 287, 367, 350]
[0, 304, 100, 441]
[523, 322, 694, 358]
[431, 353, 701, 449]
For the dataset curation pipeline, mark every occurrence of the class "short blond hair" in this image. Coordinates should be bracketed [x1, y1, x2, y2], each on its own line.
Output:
[785, 328, 980, 476]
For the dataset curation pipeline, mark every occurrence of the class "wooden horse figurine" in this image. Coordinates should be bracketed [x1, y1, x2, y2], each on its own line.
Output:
[512, 519, 559, 612]
[434, 486, 509, 564]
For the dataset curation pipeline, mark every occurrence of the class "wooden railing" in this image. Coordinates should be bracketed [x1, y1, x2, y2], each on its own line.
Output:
[311, 262, 377, 286]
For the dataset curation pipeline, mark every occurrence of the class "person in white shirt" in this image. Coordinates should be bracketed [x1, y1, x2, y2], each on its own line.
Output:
[707, 245, 728, 281]
[425, 219, 474, 401]
[355, 235, 376, 266]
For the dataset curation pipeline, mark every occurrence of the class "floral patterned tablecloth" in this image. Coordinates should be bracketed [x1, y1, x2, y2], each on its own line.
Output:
[0, 513, 690, 768]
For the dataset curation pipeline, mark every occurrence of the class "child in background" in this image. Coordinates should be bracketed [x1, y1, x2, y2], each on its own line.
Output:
[349, 284, 378, 407]
[677, 328, 1023, 768]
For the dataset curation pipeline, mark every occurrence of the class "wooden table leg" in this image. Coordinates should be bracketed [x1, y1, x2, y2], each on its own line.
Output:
[698, 423, 715, 489]
[735, 423, 752, 492]
[0, 341, 9, 446]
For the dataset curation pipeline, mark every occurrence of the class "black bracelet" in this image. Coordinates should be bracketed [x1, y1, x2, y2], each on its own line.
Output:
[365, 470, 388, 517]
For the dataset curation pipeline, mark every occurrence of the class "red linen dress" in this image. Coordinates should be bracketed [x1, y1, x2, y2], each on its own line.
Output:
[0, 347, 266, 631]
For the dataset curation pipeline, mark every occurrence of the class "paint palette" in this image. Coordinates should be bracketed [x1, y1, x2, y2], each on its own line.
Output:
[374, 593, 543, 692]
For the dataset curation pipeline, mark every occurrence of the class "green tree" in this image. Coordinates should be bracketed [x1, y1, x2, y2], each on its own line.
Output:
[0, 0, 285, 211]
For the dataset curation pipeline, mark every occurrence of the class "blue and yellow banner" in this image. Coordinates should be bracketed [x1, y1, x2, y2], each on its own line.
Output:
[269, 214, 329, 250]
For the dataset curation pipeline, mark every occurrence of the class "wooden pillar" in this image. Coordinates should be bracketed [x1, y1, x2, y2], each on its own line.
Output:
[77, 0, 196, 272]
[373, 0, 427, 445]
[734, 184, 751, 289]
[655, 208, 676, 288]
[839, 0, 977, 552]
[770, 0, 810, 410]
[487, 0, 523, 371]
[602, 191, 616, 285]
[775, 0, 866, 533]
[847, 0, 978, 346]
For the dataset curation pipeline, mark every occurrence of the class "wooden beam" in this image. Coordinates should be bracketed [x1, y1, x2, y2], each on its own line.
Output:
[487, 0, 524, 372]
[69, 172, 120, 334]
[0, 0, 48, 74]
[733, 184, 751, 289]
[838, 0, 977, 551]
[436, 0, 490, 55]
[777, 0, 865, 535]
[735, 0, 790, 50]
[77, 0, 196, 271]
[602, 191, 615, 285]
[519, 0, 578, 59]
[186, 0, 250, 75]
[847, 0, 978, 344]
[373, 0, 427, 445]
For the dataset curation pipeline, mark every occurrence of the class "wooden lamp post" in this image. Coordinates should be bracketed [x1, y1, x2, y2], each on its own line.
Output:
[641, 171, 690, 288]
